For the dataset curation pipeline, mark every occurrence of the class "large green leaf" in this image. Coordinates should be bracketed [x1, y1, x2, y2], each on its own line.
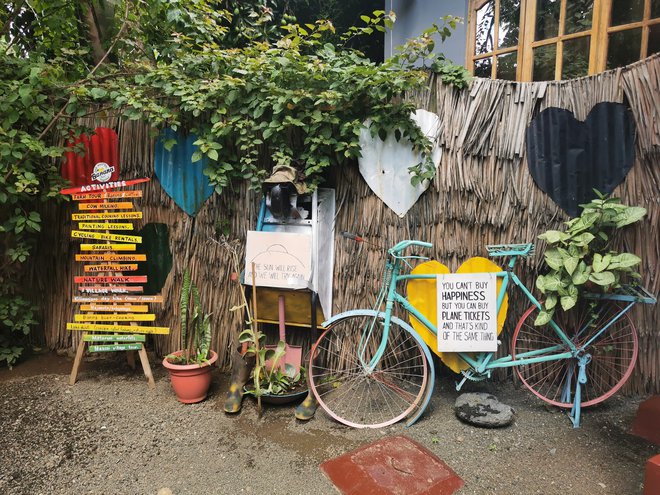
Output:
[538, 230, 568, 244]
[614, 207, 646, 227]
[592, 253, 611, 273]
[563, 256, 579, 276]
[607, 253, 641, 270]
[589, 271, 616, 286]
[544, 249, 564, 270]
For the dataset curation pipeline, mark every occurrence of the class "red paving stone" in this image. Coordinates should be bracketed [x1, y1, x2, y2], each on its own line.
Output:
[643, 454, 660, 495]
[631, 396, 660, 445]
[320, 435, 464, 495]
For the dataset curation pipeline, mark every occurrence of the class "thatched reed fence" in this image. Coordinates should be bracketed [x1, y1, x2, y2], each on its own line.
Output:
[29, 54, 659, 394]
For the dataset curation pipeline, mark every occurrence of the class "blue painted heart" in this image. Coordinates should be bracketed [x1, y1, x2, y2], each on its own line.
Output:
[526, 102, 635, 217]
[154, 128, 214, 216]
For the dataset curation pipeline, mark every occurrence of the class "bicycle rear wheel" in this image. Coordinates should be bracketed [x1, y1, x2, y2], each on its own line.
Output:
[309, 312, 429, 428]
[512, 302, 638, 408]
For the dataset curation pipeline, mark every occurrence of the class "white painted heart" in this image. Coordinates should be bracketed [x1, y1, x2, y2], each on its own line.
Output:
[358, 109, 442, 217]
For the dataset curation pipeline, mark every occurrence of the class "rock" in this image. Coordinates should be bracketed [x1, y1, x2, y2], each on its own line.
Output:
[157, 488, 173, 495]
[454, 392, 515, 428]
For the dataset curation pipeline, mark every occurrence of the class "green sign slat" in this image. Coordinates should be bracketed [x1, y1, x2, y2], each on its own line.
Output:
[83, 334, 146, 342]
[89, 344, 143, 353]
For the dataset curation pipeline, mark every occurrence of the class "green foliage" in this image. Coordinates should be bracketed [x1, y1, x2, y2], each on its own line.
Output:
[534, 191, 646, 325]
[167, 270, 212, 364]
[238, 328, 303, 397]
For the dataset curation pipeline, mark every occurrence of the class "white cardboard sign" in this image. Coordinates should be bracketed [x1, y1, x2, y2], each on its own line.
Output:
[436, 273, 498, 352]
[244, 231, 312, 289]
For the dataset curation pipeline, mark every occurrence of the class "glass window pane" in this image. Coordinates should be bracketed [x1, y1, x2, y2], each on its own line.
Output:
[499, 0, 521, 49]
[653, 0, 660, 19]
[607, 29, 642, 69]
[649, 24, 660, 55]
[496, 51, 518, 80]
[565, 0, 593, 35]
[610, 0, 644, 27]
[474, 57, 493, 78]
[562, 36, 591, 79]
[476, 1, 495, 55]
[533, 43, 557, 80]
[535, 0, 561, 41]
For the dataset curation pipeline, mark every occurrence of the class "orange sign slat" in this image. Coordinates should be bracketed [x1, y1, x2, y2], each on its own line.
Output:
[80, 304, 149, 312]
[75, 276, 147, 284]
[76, 253, 146, 262]
[83, 264, 139, 272]
[71, 190, 143, 201]
[78, 286, 144, 294]
[80, 244, 137, 251]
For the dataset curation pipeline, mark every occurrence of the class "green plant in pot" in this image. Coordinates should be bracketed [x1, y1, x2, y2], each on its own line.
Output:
[535, 191, 646, 326]
[163, 270, 217, 403]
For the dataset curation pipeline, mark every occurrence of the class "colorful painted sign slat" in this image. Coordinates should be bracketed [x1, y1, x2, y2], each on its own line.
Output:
[78, 223, 134, 231]
[60, 177, 150, 195]
[72, 231, 142, 243]
[76, 253, 146, 262]
[75, 275, 147, 284]
[80, 243, 137, 251]
[67, 322, 170, 335]
[78, 201, 134, 211]
[71, 190, 143, 201]
[74, 313, 156, 322]
[83, 334, 146, 342]
[80, 304, 149, 313]
[89, 344, 143, 353]
[73, 212, 143, 221]
[83, 264, 139, 273]
[73, 295, 164, 303]
[78, 286, 144, 294]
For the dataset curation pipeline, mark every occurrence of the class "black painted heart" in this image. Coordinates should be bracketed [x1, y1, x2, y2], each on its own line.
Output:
[526, 102, 636, 217]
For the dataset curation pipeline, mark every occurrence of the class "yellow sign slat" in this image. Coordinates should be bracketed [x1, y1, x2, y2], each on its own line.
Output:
[76, 254, 146, 262]
[74, 313, 156, 322]
[78, 202, 134, 210]
[80, 304, 149, 312]
[78, 222, 134, 231]
[83, 264, 139, 272]
[80, 244, 137, 251]
[67, 322, 169, 335]
[72, 212, 142, 221]
[72, 231, 142, 243]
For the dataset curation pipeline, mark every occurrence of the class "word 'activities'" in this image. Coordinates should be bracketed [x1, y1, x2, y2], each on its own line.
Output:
[60, 176, 168, 388]
[437, 273, 498, 352]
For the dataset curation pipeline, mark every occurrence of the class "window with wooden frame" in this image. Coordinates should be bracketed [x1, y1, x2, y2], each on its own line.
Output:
[467, 0, 660, 81]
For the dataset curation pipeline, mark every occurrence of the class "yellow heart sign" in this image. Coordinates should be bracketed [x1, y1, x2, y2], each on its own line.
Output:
[407, 257, 508, 373]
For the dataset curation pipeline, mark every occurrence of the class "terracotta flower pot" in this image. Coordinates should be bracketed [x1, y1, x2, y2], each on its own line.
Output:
[163, 350, 218, 404]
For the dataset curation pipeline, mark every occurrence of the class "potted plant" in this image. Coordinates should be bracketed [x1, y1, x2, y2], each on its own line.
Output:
[534, 191, 646, 325]
[162, 270, 217, 403]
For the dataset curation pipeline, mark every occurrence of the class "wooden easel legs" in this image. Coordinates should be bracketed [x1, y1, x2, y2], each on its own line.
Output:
[68, 333, 155, 389]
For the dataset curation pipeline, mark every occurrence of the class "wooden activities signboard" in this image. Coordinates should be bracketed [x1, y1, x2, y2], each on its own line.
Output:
[61, 177, 168, 389]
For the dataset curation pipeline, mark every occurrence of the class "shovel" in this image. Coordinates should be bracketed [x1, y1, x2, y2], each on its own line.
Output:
[266, 295, 302, 376]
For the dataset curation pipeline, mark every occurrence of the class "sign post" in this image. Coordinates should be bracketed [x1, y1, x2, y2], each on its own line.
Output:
[62, 177, 168, 388]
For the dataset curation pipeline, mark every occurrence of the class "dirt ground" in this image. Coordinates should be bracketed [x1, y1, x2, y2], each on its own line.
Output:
[0, 352, 656, 495]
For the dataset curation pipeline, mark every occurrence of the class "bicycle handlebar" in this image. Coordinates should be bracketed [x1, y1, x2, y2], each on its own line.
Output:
[388, 240, 433, 255]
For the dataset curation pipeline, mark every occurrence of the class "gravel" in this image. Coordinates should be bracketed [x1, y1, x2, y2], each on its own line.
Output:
[0, 352, 655, 495]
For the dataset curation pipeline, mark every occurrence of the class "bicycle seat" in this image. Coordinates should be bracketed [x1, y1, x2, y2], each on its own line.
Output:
[486, 243, 535, 258]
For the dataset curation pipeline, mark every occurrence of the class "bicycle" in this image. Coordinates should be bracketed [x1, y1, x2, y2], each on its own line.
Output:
[308, 236, 656, 429]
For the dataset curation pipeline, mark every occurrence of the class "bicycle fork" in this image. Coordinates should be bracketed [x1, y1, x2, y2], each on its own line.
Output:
[563, 353, 592, 428]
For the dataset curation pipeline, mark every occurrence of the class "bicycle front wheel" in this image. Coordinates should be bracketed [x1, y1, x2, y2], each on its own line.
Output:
[309, 312, 429, 428]
[512, 302, 638, 408]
